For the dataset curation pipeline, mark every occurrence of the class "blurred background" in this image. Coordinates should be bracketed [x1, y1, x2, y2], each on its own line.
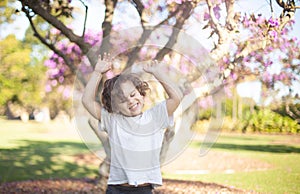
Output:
[0, 0, 300, 193]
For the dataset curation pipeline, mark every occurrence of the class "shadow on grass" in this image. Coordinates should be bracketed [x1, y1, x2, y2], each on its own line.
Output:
[194, 142, 300, 153]
[0, 140, 98, 183]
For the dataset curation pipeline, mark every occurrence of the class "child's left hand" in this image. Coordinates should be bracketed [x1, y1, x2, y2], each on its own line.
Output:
[143, 60, 163, 74]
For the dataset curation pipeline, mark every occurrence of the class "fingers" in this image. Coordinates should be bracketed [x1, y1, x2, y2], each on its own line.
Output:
[98, 52, 113, 62]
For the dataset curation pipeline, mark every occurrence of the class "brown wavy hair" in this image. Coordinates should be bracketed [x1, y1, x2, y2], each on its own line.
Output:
[101, 73, 150, 113]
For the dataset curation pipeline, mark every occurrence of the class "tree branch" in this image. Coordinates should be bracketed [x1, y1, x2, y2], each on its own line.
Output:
[225, 0, 236, 30]
[22, 0, 90, 53]
[21, 2, 87, 86]
[99, 0, 118, 56]
[78, 0, 88, 37]
[125, 2, 182, 67]
[155, 2, 194, 60]
[205, 0, 224, 42]
[277, 0, 296, 31]
[131, 0, 144, 22]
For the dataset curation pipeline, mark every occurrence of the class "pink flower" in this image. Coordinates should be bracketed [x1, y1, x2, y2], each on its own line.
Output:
[63, 87, 72, 99]
[256, 15, 265, 24]
[268, 30, 278, 41]
[262, 71, 272, 83]
[51, 80, 58, 86]
[213, 5, 221, 20]
[268, 17, 279, 27]
[263, 60, 273, 67]
[44, 60, 57, 68]
[230, 72, 238, 80]
[58, 76, 64, 83]
[222, 56, 229, 63]
[204, 12, 210, 21]
[45, 84, 52, 92]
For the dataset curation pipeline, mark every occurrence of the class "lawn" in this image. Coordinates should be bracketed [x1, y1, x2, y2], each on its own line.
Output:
[0, 119, 100, 183]
[1, 120, 300, 193]
[163, 133, 300, 194]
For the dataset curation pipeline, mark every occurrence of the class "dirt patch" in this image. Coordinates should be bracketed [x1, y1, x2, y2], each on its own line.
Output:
[72, 147, 272, 175]
[271, 135, 300, 146]
[71, 146, 272, 176]
[0, 178, 250, 193]
[162, 148, 272, 174]
[73, 153, 101, 166]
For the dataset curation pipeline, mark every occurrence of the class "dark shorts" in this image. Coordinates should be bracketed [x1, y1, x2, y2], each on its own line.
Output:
[106, 184, 153, 194]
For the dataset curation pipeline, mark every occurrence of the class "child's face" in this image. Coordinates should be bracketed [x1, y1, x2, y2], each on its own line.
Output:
[114, 81, 144, 117]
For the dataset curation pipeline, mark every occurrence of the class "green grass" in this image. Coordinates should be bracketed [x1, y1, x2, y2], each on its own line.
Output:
[164, 133, 300, 194]
[1, 120, 300, 193]
[0, 119, 99, 183]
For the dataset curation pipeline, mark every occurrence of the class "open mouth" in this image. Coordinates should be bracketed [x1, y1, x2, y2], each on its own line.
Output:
[129, 103, 139, 111]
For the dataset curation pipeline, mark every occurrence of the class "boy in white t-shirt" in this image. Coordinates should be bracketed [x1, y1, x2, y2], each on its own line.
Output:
[82, 53, 183, 194]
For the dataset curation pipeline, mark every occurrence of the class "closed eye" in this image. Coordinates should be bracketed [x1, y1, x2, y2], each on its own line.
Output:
[130, 92, 136, 98]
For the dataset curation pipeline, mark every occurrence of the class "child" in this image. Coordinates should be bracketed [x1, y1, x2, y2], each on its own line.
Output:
[82, 53, 183, 194]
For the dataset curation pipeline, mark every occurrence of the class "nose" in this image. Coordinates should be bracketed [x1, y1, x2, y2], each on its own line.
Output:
[127, 96, 134, 104]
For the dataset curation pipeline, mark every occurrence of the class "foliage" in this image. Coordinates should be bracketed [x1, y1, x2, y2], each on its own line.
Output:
[0, 35, 45, 109]
[0, 0, 17, 24]
[221, 108, 300, 134]
[271, 101, 300, 123]
[195, 97, 300, 134]
[247, 108, 300, 133]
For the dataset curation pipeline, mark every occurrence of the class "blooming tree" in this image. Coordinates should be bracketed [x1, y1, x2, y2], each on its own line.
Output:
[18, 0, 300, 191]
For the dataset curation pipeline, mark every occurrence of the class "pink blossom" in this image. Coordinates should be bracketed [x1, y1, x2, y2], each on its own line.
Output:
[45, 84, 52, 93]
[63, 87, 72, 99]
[256, 15, 265, 25]
[222, 56, 229, 63]
[204, 12, 210, 21]
[278, 72, 286, 80]
[230, 72, 238, 80]
[44, 60, 56, 68]
[255, 54, 263, 61]
[262, 71, 272, 83]
[213, 5, 221, 20]
[242, 18, 249, 27]
[268, 30, 278, 41]
[243, 56, 250, 63]
[263, 60, 273, 67]
[268, 17, 279, 27]
[58, 76, 64, 83]
[51, 80, 58, 86]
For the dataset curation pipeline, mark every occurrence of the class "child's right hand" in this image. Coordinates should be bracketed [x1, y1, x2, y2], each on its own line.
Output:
[95, 53, 113, 74]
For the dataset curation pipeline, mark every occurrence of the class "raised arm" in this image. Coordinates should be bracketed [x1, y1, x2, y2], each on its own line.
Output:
[143, 60, 183, 116]
[82, 53, 113, 120]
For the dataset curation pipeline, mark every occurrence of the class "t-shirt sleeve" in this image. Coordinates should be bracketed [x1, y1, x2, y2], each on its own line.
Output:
[98, 108, 112, 132]
[152, 101, 174, 129]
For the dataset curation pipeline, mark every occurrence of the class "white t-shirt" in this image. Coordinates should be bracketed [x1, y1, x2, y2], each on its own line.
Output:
[99, 101, 173, 186]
